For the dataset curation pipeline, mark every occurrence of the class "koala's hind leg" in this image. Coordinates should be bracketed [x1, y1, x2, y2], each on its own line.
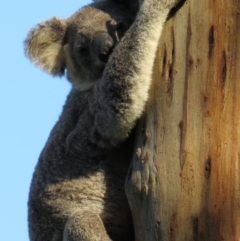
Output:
[63, 210, 112, 241]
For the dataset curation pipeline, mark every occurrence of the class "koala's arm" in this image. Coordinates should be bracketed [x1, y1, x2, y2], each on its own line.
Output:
[72, 0, 182, 150]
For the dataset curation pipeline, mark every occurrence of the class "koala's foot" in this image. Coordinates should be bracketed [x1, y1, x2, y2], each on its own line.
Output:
[63, 210, 112, 241]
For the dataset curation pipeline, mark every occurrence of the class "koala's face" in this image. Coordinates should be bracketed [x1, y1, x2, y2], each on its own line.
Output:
[25, 1, 135, 91]
[65, 4, 133, 89]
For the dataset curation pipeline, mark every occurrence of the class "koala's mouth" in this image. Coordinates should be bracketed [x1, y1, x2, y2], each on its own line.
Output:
[99, 54, 109, 63]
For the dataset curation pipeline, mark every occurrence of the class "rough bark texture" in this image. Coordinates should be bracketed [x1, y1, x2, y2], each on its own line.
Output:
[125, 0, 240, 240]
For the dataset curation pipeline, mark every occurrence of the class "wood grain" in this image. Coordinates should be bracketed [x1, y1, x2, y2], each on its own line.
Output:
[125, 0, 240, 240]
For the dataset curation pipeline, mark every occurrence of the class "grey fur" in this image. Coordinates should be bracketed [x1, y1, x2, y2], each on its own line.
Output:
[24, 0, 183, 240]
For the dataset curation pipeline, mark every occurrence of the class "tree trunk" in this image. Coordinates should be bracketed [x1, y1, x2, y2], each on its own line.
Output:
[125, 0, 240, 240]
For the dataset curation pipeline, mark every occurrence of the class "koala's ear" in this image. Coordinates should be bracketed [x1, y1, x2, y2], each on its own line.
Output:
[24, 17, 67, 76]
[92, 0, 139, 13]
[111, 0, 140, 13]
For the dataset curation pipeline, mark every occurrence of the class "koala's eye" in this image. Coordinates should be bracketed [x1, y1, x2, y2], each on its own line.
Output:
[116, 22, 125, 32]
[78, 46, 89, 56]
[116, 22, 126, 40]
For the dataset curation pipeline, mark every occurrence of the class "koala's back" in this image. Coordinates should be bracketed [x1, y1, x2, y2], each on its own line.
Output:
[28, 90, 135, 241]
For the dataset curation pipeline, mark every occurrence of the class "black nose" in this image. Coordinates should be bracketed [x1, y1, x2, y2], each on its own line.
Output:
[92, 32, 114, 63]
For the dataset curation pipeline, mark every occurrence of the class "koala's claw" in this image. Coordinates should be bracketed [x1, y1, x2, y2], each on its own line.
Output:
[162, 0, 186, 9]
[173, 0, 186, 6]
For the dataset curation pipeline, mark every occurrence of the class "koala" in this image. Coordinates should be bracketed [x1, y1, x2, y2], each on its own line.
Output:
[24, 0, 183, 240]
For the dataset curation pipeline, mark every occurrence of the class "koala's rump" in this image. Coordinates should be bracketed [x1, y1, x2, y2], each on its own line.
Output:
[28, 144, 134, 241]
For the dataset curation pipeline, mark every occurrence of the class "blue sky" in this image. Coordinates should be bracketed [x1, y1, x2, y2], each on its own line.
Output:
[0, 1, 90, 240]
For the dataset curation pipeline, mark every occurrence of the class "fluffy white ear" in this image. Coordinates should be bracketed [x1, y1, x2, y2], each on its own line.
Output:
[24, 17, 67, 76]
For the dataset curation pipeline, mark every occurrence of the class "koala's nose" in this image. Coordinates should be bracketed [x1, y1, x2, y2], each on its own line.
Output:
[92, 32, 114, 63]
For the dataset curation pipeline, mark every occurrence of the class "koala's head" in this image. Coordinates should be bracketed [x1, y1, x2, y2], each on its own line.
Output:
[24, 0, 137, 91]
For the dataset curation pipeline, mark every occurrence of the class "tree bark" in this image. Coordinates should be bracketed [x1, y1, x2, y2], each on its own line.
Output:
[125, 0, 240, 240]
